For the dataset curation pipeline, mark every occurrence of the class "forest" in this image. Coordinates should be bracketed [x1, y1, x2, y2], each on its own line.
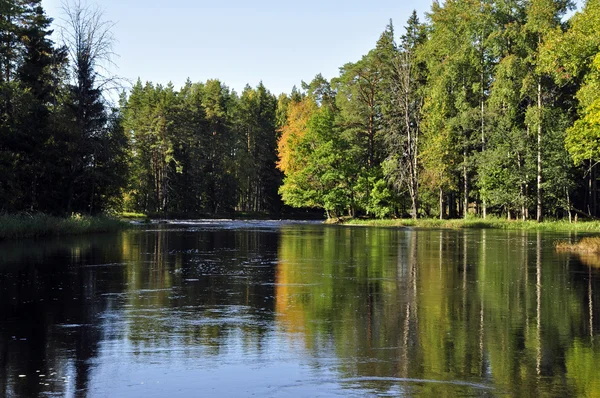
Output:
[1, 0, 599, 220]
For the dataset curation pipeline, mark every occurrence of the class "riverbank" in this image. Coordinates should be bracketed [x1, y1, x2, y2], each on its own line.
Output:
[118, 210, 325, 221]
[0, 214, 128, 240]
[337, 217, 600, 232]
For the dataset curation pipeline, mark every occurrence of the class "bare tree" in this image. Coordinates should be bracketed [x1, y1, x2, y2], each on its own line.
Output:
[58, 0, 127, 214]
[59, 0, 123, 103]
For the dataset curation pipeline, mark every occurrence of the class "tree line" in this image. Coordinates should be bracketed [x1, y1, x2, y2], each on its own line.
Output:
[121, 80, 282, 215]
[1, 0, 599, 219]
[278, 0, 600, 221]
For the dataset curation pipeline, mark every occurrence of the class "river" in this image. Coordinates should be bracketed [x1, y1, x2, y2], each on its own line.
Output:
[1, 221, 599, 397]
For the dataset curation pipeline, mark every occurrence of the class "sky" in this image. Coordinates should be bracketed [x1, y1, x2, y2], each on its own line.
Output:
[40, 0, 433, 96]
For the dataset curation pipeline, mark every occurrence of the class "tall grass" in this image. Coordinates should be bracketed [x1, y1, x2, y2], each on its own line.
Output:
[555, 237, 600, 253]
[0, 213, 128, 240]
[555, 237, 600, 268]
[341, 216, 600, 232]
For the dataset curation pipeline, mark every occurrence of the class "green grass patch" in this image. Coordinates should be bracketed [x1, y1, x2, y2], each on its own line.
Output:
[0, 213, 128, 240]
[341, 217, 600, 232]
[119, 211, 148, 219]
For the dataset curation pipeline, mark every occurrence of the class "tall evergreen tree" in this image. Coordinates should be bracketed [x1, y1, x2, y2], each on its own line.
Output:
[61, 0, 127, 214]
[235, 83, 280, 212]
[0, 0, 68, 213]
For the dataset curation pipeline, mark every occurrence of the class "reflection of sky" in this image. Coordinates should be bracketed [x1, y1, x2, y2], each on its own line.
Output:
[88, 304, 494, 397]
[90, 308, 357, 397]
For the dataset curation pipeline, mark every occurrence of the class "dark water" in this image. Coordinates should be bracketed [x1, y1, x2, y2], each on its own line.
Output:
[1, 221, 600, 397]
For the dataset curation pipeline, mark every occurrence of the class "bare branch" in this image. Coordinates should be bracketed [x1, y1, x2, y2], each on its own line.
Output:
[58, 0, 126, 104]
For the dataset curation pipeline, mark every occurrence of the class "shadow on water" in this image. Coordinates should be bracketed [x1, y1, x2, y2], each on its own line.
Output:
[0, 233, 127, 397]
[1, 223, 600, 396]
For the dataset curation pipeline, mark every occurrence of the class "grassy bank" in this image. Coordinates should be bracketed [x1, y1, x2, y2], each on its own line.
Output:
[0, 214, 128, 240]
[339, 217, 600, 232]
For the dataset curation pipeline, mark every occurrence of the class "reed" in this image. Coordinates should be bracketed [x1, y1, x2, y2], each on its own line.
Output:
[555, 237, 600, 253]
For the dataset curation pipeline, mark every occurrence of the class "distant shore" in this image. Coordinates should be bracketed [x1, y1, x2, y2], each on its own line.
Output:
[335, 217, 600, 232]
[119, 210, 325, 222]
[0, 214, 128, 240]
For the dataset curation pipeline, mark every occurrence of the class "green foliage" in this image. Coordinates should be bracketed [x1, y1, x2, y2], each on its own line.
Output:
[0, 0, 599, 222]
[542, 0, 600, 165]
[235, 83, 282, 212]
[366, 176, 397, 219]
[0, 0, 127, 216]
[566, 99, 600, 164]
[122, 79, 281, 215]
[279, 106, 355, 217]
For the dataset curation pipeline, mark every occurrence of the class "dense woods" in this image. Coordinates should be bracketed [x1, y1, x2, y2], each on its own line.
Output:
[0, 0, 127, 215]
[1, 0, 599, 219]
[122, 80, 282, 215]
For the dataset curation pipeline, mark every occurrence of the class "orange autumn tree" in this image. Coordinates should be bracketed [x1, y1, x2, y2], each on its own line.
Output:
[277, 98, 318, 174]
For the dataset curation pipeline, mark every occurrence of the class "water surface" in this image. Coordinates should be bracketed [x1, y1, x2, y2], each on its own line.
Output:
[1, 221, 600, 397]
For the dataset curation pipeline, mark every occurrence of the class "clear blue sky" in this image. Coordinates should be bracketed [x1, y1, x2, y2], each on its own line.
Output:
[40, 0, 432, 96]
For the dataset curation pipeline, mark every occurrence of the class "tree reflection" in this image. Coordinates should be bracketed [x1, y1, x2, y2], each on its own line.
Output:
[2, 225, 600, 396]
[0, 234, 126, 397]
[120, 227, 279, 357]
[275, 226, 600, 396]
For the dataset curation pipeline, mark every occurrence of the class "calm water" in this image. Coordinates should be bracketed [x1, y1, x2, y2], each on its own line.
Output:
[1, 221, 600, 397]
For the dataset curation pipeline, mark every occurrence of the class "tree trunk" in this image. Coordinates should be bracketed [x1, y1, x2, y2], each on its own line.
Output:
[368, 113, 374, 168]
[449, 192, 456, 219]
[410, 191, 418, 220]
[536, 78, 543, 222]
[463, 149, 469, 219]
[413, 128, 419, 219]
[525, 125, 530, 220]
[481, 67, 486, 219]
[439, 187, 444, 220]
[518, 152, 526, 220]
[593, 164, 597, 217]
[403, 73, 419, 220]
[566, 187, 572, 223]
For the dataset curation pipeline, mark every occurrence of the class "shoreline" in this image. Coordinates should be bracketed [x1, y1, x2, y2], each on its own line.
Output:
[4, 213, 600, 241]
[0, 214, 128, 241]
[335, 217, 600, 232]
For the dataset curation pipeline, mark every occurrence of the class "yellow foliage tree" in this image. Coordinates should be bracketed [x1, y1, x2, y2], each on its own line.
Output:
[276, 98, 317, 174]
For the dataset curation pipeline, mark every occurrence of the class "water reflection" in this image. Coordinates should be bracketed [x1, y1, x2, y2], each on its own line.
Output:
[0, 234, 126, 397]
[0, 224, 600, 396]
[274, 226, 600, 396]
